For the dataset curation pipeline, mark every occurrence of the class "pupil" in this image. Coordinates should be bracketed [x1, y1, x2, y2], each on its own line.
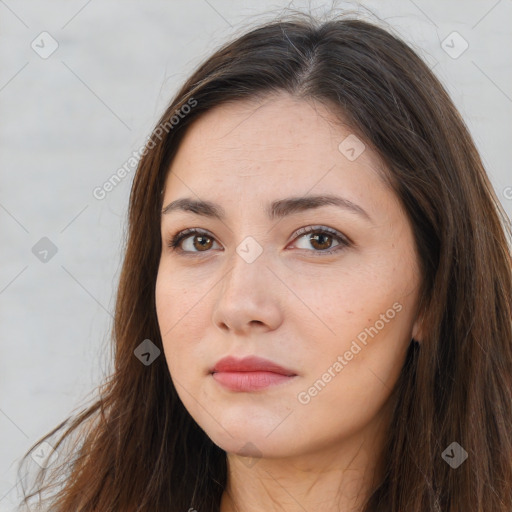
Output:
[195, 235, 211, 250]
[312, 233, 331, 249]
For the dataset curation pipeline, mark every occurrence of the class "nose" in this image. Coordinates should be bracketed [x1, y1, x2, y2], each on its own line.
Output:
[211, 246, 283, 336]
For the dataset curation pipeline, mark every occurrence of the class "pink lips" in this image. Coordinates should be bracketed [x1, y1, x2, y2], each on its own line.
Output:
[211, 355, 297, 392]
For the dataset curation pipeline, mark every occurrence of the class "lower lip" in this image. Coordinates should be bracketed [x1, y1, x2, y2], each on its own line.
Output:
[211, 371, 296, 391]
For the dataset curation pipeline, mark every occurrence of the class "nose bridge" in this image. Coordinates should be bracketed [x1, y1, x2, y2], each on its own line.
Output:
[212, 236, 282, 333]
[221, 236, 267, 302]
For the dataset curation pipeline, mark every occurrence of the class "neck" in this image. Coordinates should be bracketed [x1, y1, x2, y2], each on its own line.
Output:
[219, 419, 388, 512]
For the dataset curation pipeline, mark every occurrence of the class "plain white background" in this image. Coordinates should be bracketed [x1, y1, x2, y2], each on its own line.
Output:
[1, 1, 511, 509]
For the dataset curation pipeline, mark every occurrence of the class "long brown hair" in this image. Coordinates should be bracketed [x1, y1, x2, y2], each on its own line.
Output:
[18, 10, 512, 512]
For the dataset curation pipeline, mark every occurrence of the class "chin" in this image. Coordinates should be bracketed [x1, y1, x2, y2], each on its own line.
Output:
[201, 421, 298, 460]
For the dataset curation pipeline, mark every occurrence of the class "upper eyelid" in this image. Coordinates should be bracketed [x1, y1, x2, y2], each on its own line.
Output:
[168, 225, 351, 250]
[293, 225, 350, 242]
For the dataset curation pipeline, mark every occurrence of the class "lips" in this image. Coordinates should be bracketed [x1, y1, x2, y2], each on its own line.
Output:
[210, 355, 297, 392]
[211, 355, 296, 376]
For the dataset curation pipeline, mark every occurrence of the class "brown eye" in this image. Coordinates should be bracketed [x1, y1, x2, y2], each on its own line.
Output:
[167, 229, 221, 253]
[309, 232, 334, 251]
[191, 234, 213, 251]
[291, 225, 350, 256]
[168, 226, 349, 256]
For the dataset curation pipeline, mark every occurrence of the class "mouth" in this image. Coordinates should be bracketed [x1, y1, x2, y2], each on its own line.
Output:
[210, 355, 297, 392]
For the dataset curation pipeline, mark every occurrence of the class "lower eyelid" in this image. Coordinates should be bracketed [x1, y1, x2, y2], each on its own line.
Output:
[168, 227, 350, 254]
[289, 235, 348, 255]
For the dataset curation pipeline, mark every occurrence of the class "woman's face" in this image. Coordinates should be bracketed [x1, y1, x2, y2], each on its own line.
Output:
[156, 93, 423, 460]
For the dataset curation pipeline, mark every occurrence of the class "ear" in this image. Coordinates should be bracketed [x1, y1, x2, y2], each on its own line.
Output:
[411, 307, 426, 343]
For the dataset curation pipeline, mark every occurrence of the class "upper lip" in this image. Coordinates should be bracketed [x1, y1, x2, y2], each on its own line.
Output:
[211, 356, 297, 376]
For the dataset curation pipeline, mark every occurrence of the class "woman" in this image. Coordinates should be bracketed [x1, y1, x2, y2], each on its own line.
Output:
[19, 11, 512, 512]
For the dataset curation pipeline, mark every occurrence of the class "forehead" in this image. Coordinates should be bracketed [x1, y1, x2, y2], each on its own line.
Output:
[162, 93, 392, 214]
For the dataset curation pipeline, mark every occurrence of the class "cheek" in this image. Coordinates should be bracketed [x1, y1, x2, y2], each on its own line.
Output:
[155, 268, 195, 372]
[288, 259, 418, 389]
[155, 262, 207, 333]
[292, 291, 413, 437]
[291, 259, 414, 336]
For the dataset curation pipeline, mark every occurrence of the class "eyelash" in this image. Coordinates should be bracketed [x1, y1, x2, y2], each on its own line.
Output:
[166, 225, 351, 257]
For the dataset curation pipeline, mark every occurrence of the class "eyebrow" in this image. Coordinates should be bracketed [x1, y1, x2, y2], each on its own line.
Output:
[161, 194, 372, 223]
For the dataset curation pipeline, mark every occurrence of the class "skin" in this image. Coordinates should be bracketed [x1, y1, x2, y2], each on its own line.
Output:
[155, 92, 424, 512]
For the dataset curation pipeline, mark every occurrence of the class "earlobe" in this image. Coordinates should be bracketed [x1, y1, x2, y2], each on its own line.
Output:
[411, 313, 425, 345]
